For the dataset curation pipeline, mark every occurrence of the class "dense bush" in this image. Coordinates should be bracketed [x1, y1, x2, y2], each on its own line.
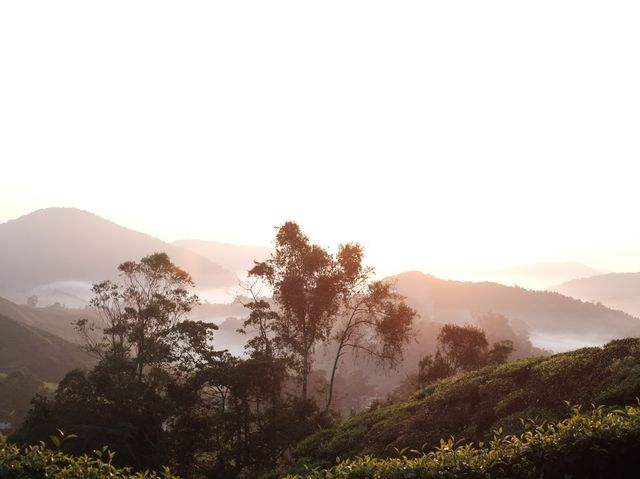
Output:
[0, 434, 177, 479]
[284, 404, 640, 479]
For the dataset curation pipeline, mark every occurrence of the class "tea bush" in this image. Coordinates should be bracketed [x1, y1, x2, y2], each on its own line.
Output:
[284, 404, 640, 479]
[0, 434, 177, 479]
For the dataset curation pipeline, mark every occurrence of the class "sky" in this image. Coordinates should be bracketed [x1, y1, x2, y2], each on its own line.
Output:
[1, 1, 640, 278]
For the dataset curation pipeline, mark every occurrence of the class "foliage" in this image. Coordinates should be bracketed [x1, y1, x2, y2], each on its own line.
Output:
[0, 433, 177, 479]
[0, 371, 51, 433]
[14, 252, 326, 478]
[14, 253, 222, 472]
[326, 281, 415, 410]
[165, 350, 321, 478]
[283, 403, 640, 479]
[74, 252, 203, 379]
[248, 221, 416, 407]
[286, 338, 640, 471]
[26, 295, 38, 308]
[415, 323, 514, 386]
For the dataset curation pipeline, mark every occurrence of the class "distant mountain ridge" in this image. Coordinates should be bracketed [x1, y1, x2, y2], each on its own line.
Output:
[501, 261, 602, 285]
[391, 271, 640, 352]
[0, 208, 236, 304]
[549, 272, 640, 317]
[452, 261, 603, 291]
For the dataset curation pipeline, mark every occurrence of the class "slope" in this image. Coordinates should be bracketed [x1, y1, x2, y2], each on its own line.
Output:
[0, 295, 98, 341]
[289, 337, 640, 471]
[0, 313, 93, 382]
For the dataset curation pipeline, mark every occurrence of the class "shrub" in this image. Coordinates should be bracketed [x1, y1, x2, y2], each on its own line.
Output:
[0, 434, 177, 479]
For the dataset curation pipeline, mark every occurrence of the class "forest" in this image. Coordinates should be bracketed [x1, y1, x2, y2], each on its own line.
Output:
[3, 222, 640, 478]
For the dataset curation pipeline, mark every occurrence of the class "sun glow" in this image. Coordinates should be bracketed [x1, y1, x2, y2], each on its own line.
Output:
[1, 1, 639, 278]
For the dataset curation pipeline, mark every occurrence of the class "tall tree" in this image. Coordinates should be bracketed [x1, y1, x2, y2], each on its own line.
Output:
[249, 222, 348, 400]
[326, 280, 415, 410]
[414, 323, 515, 388]
[248, 221, 416, 405]
[17, 253, 222, 471]
[74, 252, 204, 381]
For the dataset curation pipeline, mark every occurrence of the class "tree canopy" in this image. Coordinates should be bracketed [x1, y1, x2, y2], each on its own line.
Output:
[247, 221, 416, 406]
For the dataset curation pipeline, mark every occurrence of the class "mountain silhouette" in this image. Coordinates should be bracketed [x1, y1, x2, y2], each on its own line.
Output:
[0, 208, 236, 304]
[550, 272, 640, 317]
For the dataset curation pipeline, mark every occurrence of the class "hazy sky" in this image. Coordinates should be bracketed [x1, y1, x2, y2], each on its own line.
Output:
[2, 1, 639, 276]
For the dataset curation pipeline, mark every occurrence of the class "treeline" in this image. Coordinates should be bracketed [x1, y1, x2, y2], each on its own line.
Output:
[11, 221, 624, 478]
[10, 222, 418, 478]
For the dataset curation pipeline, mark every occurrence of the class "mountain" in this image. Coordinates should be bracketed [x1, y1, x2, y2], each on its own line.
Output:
[288, 337, 640, 473]
[173, 239, 272, 276]
[0, 313, 93, 382]
[450, 261, 602, 291]
[549, 272, 640, 317]
[391, 271, 640, 352]
[0, 208, 237, 305]
[499, 261, 602, 288]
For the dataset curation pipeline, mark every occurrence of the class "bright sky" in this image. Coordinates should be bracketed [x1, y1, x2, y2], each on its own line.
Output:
[1, 1, 639, 277]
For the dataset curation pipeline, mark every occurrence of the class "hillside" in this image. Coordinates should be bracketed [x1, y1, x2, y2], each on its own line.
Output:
[288, 338, 640, 472]
[174, 239, 272, 275]
[286, 404, 640, 479]
[392, 271, 640, 352]
[0, 313, 93, 382]
[550, 272, 640, 317]
[0, 295, 99, 341]
[0, 208, 236, 305]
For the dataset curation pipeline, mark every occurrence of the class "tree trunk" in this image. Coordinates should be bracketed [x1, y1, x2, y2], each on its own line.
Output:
[325, 347, 341, 411]
[301, 351, 309, 401]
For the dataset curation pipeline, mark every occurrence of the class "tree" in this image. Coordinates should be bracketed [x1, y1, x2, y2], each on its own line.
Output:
[74, 252, 207, 382]
[26, 295, 38, 308]
[248, 221, 416, 407]
[416, 323, 515, 386]
[17, 253, 223, 471]
[326, 280, 416, 410]
[437, 323, 489, 373]
[17, 252, 317, 478]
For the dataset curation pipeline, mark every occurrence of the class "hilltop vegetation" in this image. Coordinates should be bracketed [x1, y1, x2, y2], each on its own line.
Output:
[285, 404, 640, 479]
[288, 337, 640, 472]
